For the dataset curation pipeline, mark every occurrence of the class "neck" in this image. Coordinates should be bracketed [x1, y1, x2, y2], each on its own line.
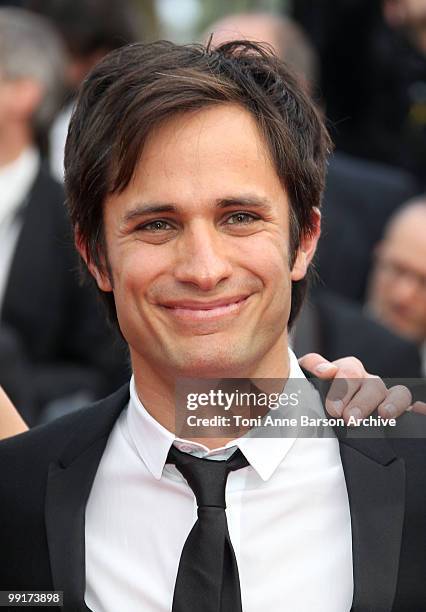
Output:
[132, 336, 290, 450]
[0, 123, 32, 167]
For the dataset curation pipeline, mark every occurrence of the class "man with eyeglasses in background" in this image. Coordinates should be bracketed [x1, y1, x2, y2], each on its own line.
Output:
[367, 196, 426, 374]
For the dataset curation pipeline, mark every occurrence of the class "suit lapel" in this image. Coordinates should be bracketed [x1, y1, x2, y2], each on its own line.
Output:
[303, 370, 406, 610]
[45, 385, 130, 612]
[339, 436, 405, 612]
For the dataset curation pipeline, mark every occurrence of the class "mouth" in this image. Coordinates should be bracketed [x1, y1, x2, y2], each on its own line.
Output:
[160, 295, 252, 321]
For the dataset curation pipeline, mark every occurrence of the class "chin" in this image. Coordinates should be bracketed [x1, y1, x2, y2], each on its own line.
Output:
[385, 312, 417, 340]
[169, 343, 253, 378]
[396, 325, 423, 344]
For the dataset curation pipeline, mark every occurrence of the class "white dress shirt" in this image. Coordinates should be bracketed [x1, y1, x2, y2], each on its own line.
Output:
[85, 349, 353, 611]
[0, 147, 39, 309]
[49, 102, 72, 182]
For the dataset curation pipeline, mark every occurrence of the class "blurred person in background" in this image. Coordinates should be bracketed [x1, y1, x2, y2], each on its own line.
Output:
[206, 12, 320, 95]
[367, 196, 426, 374]
[206, 11, 422, 377]
[26, 0, 141, 182]
[384, 0, 426, 53]
[0, 7, 129, 425]
[0, 4, 64, 158]
[292, 0, 426, 188]
[370, 0, 426, 185]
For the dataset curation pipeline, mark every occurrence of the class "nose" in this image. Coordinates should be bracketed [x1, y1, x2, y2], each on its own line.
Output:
[173, 221, 233, 291]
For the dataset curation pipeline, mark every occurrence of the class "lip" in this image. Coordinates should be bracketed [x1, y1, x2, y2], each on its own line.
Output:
[162, 295, 249, 309]
[159, 295, 252, 321]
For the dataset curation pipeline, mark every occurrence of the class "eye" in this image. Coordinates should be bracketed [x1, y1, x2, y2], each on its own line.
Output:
[226, 212, 259, 225]
[139, 219, 173, 232]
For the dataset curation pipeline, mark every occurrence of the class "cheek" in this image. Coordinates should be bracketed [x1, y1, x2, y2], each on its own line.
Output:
[373, 271, 392, 300]
[243, 235, 290, 286]
[109, 244, 165, 294]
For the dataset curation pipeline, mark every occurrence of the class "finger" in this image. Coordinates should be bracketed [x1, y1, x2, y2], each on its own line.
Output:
[377, 385, 413, 418]
[324, 356, 372, 416]
[325, 377, 363, 417]
[411, 401, 426, 415]
[341, 377, 388, 424]
[326, 356, 365, 378]
[298, 353, 338, 378]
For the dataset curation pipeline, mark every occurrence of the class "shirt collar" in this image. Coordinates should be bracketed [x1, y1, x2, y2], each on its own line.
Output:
[127, 377, 175, 480]
[126, 348, 318, 482]
[0, 147, 39, 225]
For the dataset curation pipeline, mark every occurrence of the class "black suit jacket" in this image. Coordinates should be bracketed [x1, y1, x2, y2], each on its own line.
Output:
[0, 384, 425, 611]
[0, 166, 129, 423]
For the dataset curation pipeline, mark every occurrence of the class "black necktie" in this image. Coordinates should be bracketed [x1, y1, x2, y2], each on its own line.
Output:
[167, 445, 249, 612]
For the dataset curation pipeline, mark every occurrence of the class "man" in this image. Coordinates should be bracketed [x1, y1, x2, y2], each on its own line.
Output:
[0, 41, 424, 612]
[367, 197, 426, 374]
[0, 8, 129, 424]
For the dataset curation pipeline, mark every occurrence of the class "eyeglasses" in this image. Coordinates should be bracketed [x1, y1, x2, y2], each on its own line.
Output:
[376, 256, 426, 293]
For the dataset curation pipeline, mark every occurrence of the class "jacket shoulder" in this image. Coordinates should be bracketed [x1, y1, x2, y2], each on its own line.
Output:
[0, 384, 129, 481]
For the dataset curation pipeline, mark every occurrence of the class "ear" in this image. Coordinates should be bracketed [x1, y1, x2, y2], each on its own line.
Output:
[75, 229, 113, 292]
[290, 207, 321, 281]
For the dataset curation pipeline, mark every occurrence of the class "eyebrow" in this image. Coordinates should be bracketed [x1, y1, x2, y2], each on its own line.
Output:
[121, 195, 273, 224]
[217, 196, 273, 210]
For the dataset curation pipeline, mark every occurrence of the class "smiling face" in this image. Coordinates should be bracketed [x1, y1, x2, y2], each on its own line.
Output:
[85, 104, 319, 383]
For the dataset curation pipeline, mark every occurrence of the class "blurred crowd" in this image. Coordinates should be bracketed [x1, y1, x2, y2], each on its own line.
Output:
[0, 0, 425, 426]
